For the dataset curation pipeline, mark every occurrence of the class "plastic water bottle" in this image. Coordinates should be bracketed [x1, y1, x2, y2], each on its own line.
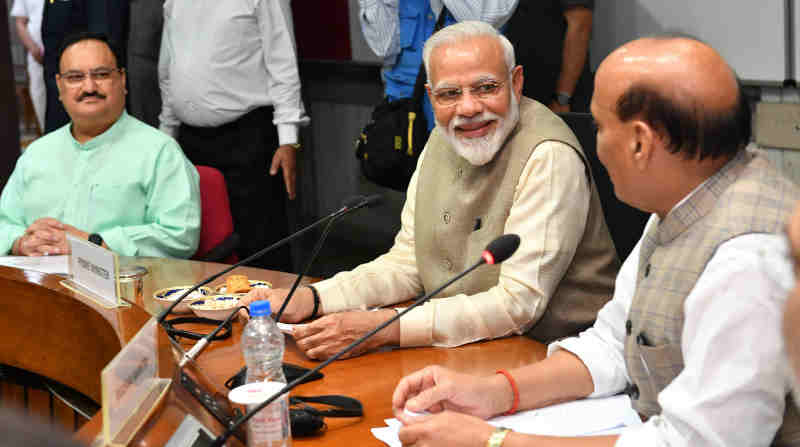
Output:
[241, 300, 292, 447]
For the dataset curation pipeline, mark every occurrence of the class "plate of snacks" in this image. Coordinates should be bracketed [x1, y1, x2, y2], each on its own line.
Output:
[214, 274, 272, 294]
[189, 294, 242, 320]
[154, 286, 214, 314]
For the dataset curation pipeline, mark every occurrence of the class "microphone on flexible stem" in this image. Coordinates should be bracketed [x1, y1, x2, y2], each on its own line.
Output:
[172, 194, 384, 368]
[205, 234, 521, 447]
[156, 194, 381, 325]
[178, 305, 249, 368]
[274, 193, 384, 321]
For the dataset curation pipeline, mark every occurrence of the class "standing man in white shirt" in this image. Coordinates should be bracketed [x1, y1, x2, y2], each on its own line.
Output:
[390, 36, 800, 447]
[158, 0, 309, 271]
[10, 0, 45, 132]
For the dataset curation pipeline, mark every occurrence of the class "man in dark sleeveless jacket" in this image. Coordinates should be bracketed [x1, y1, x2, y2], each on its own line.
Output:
[390, 36, 800, 447]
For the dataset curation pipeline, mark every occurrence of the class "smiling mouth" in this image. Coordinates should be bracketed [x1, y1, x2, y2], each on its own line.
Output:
[79, 94, 106, 102]
[455, 120, 494, 138]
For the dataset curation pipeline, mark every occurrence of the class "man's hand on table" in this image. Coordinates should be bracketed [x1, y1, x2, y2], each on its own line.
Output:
[392, 365, 516, 447]
[392, 365, 512, 420]
[292, 309, 400, 360]
[242, 286, 316, 322]
[241, 287, 401, 360]
[397, 411, 496, 447]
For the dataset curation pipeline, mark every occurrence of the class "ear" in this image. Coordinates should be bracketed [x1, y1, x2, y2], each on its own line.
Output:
[55, 74, 64, 101]
[631, 120, 656, 170]
[511, 65, 523, 102]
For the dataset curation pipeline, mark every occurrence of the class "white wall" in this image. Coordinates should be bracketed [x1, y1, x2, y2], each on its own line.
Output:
[590, 0, 787, 84]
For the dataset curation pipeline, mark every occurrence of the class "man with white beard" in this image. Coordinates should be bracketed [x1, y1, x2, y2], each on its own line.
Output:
[244, 21, 619, 360]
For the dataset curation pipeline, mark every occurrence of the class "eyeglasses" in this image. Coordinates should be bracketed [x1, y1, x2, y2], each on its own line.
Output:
[430, 78, 508, 107]
[58, 67, 124, 87]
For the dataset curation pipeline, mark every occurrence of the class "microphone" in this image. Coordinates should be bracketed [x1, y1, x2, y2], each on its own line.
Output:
[156, 194, 382, 324]
[206, 234, 520, 447]
[178, 305, 248, 368]
[274, 193, 383, 321]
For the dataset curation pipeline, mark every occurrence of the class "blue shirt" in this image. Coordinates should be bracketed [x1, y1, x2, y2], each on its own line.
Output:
[383, 0, 456, 131]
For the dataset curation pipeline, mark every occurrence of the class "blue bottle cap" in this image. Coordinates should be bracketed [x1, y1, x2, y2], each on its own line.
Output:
[249, 300, 271, 317]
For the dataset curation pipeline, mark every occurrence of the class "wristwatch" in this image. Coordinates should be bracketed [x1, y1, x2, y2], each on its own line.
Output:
[487, 427, 511, 447]
[88, 233, 103, 247]
[289, 143, 301, 150]
[553, 91, 572, 106]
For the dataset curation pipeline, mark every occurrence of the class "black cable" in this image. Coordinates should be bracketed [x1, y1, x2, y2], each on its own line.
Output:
[208, 259, 487, 447]
[156, 205, 356, 323]
[274, 217, 337, 321]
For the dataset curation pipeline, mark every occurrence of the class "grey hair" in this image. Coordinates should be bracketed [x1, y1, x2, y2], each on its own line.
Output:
[422, 20, 516, 82]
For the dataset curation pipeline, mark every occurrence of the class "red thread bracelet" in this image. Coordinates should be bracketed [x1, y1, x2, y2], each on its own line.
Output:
[496, 369, 519, 415]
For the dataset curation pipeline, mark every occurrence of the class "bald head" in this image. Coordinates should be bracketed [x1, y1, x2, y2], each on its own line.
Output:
[596, 37, 750, 160]
[602, 37, 738, 111]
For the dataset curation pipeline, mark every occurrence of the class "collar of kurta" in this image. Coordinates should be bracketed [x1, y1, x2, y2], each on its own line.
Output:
[68, 110, 128, 151]
[654, 149, 748, 245]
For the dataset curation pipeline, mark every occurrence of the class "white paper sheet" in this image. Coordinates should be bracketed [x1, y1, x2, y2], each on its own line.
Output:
[0, 255, 70, 275]
[372, 394, 642, 446]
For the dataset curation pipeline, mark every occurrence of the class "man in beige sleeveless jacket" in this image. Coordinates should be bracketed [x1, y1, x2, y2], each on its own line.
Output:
[390, 37, 800, 447]
[243, 21, 620, 360]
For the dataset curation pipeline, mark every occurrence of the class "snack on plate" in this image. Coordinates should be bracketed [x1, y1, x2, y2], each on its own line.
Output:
[216, 279, 272, 293]
[225, 274, 251, 293]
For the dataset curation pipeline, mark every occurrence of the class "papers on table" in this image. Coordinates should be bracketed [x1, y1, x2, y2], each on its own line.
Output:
[277, 322, 295, 335]
[372, 394, 642, 447]
[0, 255, 70, 275]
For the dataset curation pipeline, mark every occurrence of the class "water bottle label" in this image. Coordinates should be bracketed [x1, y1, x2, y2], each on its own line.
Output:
[229, 381, 291, 446]
[248, 397, 290, 445]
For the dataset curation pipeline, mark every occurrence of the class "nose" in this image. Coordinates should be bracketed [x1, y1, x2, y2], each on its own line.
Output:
[455, 90, 483, 118]
[82, 74, 99, 90]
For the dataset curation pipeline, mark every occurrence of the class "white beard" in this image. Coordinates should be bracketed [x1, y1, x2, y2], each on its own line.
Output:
[438, 92, 520, 166]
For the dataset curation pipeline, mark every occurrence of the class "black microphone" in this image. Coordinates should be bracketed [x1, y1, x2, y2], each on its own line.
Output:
[274, 193, 384, 321]
[180, 195, 385, 367]
[206, 234, 520, 447]
[156, 194, 381, 324]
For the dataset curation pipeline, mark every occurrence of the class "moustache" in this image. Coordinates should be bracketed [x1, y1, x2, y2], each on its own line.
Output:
[78, 92, 107, 101]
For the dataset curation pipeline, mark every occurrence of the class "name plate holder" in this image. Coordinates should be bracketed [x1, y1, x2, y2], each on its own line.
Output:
[101, 317, 172, 446]
[60, 234, 127, 309]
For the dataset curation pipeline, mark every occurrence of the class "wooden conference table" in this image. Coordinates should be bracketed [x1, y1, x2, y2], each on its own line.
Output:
[0, 257, 545, 446]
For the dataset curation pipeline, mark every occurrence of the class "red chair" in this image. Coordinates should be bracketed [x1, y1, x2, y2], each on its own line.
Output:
[193, 165, 239, 264]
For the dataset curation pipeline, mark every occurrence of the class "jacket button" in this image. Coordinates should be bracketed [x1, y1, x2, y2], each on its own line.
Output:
[629, 383, 639, 400]
[443, 212, 451, 224]
[626, 319, 632, 335]
[645, 264, 651, 277]
[443, 259, 453, 271]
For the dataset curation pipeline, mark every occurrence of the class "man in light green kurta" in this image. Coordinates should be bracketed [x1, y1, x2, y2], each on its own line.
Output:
[0, 32, 200, 258]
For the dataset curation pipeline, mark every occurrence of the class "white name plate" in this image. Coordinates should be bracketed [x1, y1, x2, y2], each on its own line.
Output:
[65, 234, 120, 308]
[102, 317, 171, 446]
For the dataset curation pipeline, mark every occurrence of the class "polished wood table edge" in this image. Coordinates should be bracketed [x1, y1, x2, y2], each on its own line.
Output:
[76, 334, 545, 446]
[0, 256, 548, 446]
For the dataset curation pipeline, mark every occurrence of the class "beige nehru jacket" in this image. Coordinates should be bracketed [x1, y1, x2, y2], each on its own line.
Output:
[313, 128, 603, 347]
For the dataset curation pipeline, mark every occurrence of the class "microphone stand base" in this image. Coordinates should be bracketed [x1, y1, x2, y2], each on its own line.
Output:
[180, 371, 241, 434]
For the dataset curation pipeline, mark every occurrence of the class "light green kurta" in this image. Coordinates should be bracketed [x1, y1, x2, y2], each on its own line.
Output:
[0, 111, 201, 258]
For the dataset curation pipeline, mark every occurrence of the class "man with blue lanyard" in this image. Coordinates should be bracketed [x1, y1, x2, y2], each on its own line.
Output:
[358, 0, 519, 134]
